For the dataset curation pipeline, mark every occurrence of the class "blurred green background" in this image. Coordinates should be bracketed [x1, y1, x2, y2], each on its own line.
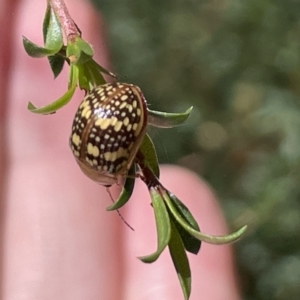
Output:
[92, 0, 300, 299]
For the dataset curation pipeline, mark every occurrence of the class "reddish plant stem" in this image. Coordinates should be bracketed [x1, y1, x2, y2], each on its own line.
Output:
[135, 151, 160, 188]
[49, 0, 81, 43]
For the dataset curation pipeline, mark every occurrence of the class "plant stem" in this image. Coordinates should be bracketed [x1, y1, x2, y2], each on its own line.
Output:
[136, 151, 160, 188]
[49, 0, 81, 43]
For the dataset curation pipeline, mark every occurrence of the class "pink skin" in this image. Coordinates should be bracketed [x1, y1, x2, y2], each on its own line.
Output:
[0, 0, 241, 299]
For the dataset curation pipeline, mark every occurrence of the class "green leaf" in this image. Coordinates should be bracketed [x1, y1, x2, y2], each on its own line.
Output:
[22, 36, 58, 58]
[76, 64, 91, 91]
[106, 164, 136, 211]
[23, 5, 63, 58]
[93, 61, 117, 78]
[27, 83, 76, 114]
[169, 220, 191, 300]
[167, 193, 201, 254]
[42, 4, 63, 52]
[139, 188, 171, 263]
[147, 106, 193, 128]
[76, 37, 94, 56]
[27, 65, 78, 114]
[85, 60, 106, 86]
[66, 41, 81, 63]
[48, 55, 65, 78]
[42, 3, 51, 43]
[66, 37, 94, 65]
[163, 190, 247, 245]
[68, 63, 78, 89]
[22, 4, 64, 59]
[138, 134, 160, 178]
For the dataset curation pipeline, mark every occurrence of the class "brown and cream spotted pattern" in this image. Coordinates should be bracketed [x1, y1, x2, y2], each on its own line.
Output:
[70, 82, 147, 185]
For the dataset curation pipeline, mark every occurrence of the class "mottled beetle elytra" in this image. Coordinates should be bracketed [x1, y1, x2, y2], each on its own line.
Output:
[69, 82, 148, 186]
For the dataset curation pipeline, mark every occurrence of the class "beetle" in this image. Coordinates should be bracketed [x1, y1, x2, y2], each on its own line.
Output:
[69, 82, 148, 186]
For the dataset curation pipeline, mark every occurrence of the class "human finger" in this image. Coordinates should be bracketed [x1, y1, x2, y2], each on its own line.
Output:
[122, 165, 240, 300]
[2, 1, 122, 299]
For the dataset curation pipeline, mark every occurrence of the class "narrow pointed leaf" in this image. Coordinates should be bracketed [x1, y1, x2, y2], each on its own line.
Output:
[22, 36, 58, 58]
[74, 50, 93, 65]
[168, 193, 200, 231]
[85, 60, 106, 86]
[48, 55, 65, 78]
[164, 190, 247, 245]
[43, 4, 63, 52]
[106, 164, 135, 211]
[42, 3, 51, 42]
[169, 220, 191, 300]
[27, 83, 76, 114]
[76, 37, 94, 56]
[66, 38, 93, 65]
[93, 61, 117, 78]
[167, 193, 201, 254]
[76, 64, 91, 91]
[148, 106, 193, 128]
[139, 188, 171, 263]
[27, 65, 78, 114]
[66, 42, 81, 64]
[68, 64, 78, 89]
[138, 134, 160, 178]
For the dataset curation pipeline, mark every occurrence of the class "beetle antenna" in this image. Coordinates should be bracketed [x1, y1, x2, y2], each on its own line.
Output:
[106, 187, 134, 231]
